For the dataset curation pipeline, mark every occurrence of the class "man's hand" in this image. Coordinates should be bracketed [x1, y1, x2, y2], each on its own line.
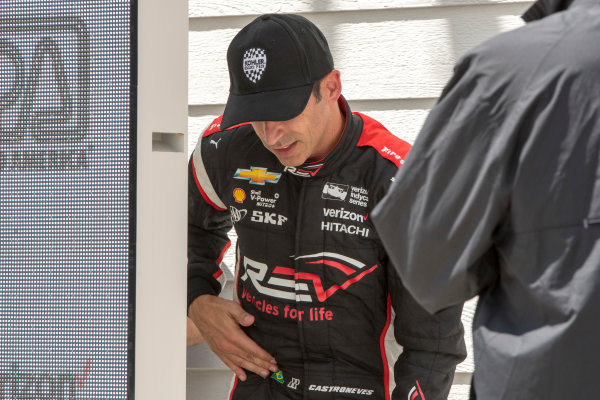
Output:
[188, 294, 278, 381]
[186, 317, 204, 347]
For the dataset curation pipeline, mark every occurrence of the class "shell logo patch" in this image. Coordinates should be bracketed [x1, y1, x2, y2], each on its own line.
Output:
[233, 188, 246, 203]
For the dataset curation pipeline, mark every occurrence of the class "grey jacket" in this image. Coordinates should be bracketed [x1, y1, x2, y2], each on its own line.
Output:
[372, 0, 600, 398]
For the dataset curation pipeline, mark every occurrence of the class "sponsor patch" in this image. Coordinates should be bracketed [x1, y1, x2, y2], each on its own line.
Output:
[234, 167, 281, 185]
[308, 384, 374, 396]
[241, 253, 378, 304]
[322, 182, 349, 201]
[271, 369, 284, 384]
[287, 377, 301, 390]
[251, 210, 287, 226]
[322, 183, 369, 207]
[284, 164, 323, 177]
[408, 380, 426, 400]
[230, 206, 248, 223]
[323, 207, 366, 223]
[250, 189, 279, 208]
[321, 221, 370, 238]
[233, 188, 246, 203]
[243, 48, 266, 83]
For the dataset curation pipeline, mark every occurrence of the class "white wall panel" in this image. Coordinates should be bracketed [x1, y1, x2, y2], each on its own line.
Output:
[189, 0, 533, 17]
[189, 4, 527, 105]
[138, 0, 188, 399]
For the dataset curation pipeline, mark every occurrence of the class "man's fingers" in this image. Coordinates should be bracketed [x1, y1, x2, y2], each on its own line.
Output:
[217, 333, 278, 372]
[234, 310, 255, 327]
[189, 295, 279, 377]
[225, 353, 272, 379]
[221, 357, 247, 381]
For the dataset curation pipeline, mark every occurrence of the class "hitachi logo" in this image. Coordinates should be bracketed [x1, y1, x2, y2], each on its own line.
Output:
[323, 208, 365, 223]
[321, 221, 369, 238]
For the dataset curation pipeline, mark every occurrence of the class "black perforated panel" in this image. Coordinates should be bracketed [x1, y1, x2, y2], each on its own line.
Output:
[0, 2, 134, 399]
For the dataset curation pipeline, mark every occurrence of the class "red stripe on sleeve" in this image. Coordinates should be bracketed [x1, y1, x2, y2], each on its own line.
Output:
[217, 241, 232, 265]
[192, 159, 227, 211]
[212, 269, 223, 279]
[416, 380, 426, 400]
[380, 295, 392, 400]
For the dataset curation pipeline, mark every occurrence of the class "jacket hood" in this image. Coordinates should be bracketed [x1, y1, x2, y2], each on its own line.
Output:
[522, 0, 575, 21]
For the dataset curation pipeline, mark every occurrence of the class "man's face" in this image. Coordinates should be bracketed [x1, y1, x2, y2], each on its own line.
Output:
[251, 92, 331, 167]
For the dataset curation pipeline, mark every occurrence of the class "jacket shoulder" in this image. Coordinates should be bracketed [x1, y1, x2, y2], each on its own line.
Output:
[354, 112, 411, 168]
[201, 115, 253, 138]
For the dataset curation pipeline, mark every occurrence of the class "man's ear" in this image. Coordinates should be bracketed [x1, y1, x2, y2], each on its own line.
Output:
[321, 69, 342, 102]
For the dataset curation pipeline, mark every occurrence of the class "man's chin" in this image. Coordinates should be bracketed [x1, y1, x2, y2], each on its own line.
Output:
[279, 159, 306, 167]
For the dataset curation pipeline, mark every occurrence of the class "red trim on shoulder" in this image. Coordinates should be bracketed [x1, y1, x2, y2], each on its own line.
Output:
[354, 112, 411, 168]
[202, 115, 252, 137]
[191, 159, 227, 211]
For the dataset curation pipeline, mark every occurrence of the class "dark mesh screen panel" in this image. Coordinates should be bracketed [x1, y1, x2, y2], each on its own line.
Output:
[0, 2, 134, 399]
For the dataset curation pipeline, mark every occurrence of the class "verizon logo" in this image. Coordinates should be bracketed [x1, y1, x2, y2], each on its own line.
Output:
[323, 207, 365, 223]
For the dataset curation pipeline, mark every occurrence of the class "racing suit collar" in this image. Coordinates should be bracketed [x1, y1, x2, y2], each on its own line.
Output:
[284, 95, 359, 178]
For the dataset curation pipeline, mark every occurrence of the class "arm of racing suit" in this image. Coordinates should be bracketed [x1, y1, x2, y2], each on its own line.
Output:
[187, 144, 232, 309]
[388, 258, 467, 400]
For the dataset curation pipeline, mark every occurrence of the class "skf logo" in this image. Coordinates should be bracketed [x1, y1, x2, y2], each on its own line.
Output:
[408, 380, 426, 400]
[233, 188, 246, 203]
[251, 210, 287, 226]
[230, 206, 248, 223]
[322, 182, 349, 201]
[234, 166, 281, 185]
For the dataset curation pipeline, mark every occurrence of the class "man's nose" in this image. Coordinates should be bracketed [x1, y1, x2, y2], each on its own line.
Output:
[262, 121, 284, 146]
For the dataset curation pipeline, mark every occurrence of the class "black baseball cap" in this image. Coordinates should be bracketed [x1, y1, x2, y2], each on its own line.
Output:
[220, 14, 334, 130]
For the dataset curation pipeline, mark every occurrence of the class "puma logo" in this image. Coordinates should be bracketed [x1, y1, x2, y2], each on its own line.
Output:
[210, 138, 222, 148]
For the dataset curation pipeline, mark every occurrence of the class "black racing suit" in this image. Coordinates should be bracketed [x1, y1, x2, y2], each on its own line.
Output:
[188, 97, 466, 400]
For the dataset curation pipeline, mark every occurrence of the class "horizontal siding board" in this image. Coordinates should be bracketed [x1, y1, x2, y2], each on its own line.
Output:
[189, 4, 526, 105]
[189, 0, 533, 17]
[188, 99, 435, 155]
[187, 369, 233, 400]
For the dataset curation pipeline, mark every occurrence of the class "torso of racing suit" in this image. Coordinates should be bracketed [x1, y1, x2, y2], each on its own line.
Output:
[188, 97, 466, 400]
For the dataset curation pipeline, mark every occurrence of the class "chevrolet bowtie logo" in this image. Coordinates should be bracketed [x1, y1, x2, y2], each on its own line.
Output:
[234, 167, 282, 185]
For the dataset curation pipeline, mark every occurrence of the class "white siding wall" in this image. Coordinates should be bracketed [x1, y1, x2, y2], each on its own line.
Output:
[187, 2, 532, 399]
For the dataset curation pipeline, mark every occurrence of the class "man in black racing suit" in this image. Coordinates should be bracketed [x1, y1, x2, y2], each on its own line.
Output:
[187, 13, 466, 400]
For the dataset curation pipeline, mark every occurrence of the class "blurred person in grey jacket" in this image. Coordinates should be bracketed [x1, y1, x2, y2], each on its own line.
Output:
[371, 0, 600, 398]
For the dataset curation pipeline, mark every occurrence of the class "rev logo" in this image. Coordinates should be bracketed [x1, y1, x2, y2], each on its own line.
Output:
[0, 18, 90, 144]
[408, 380, 426, 400]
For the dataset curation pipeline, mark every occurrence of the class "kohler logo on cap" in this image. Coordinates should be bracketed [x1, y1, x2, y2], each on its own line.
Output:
[243, 48, 267, 83]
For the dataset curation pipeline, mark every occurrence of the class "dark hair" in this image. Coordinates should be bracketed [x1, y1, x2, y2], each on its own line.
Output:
[312, 79, 322, 102]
